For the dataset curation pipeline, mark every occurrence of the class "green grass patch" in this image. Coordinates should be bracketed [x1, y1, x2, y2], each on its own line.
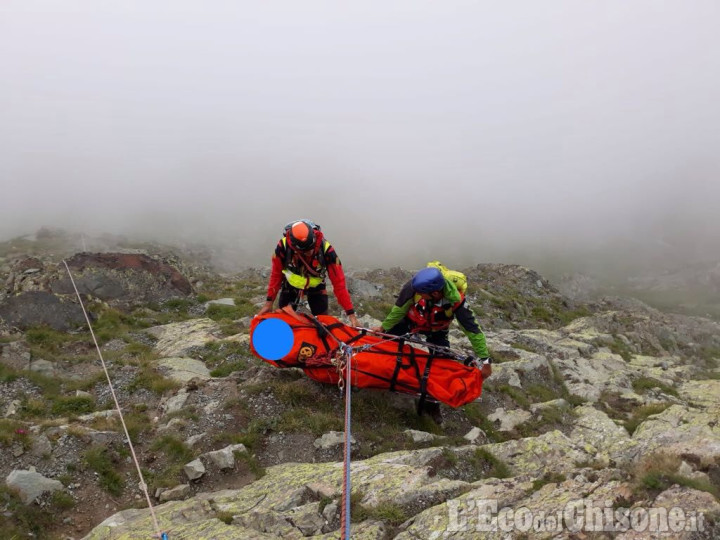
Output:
[487, 347, 520, 364]
[235, 450, 266, 478]
[25, 326, 78, 354]
[441, 447, 459, 466]
[0, 419, 31, 447]
[634, 452, 720, 499]
[693, 346, 720, 379]
[227, 429, 263, 452]
[532, 471, 566, 491]
[550, 361, 586, 406]
[210, 360, 246, 377]
[359, 502, 408, 526]
[90, 307, 147, 343]
[23, 370, 63, 396]
[273, 380, 320, 408]
[163, 298, 194, 313]
[525, 383, 556, 402]
[20, 398, 49, 418]
[496, 385, 531, 408]
[356, 299, 394, 321]
[215, 511, 234, 525]
[609, 336, 634, 362]
[124, 411, 152, 443]
[530, 304, 555, 324]
[351, 390, 444, 453]
[65, 371, 107, 392]
[623, 403, 672, 435]
[516, 405, 573, 438]
[557, 306, 593, 326]
[0, 484, 60, 539]
[50, 395, 95, 416]
[462, 403, 502, 442]
[83, 446, 125, 496]
[277, 408, 343, 435]
[128, 364, 180, 395]
[150, 434, 195, 462]
[351, 491, 408, 526]
[698, 346, 720, 365]
[200, 335, 253, 375]
[318, 495, 333, 514]
[145, 463, 186, 490]
[510, 342, 537, 353]
[0, 363, 20, 383]
[470, 448, 511, 479]
[631, 377, 678, 397]
[206, 302, 256, 321]
[50, 491, 75, 510]
[124, 341, 154, 356]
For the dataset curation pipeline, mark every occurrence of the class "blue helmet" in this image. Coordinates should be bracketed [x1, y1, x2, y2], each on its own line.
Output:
[412, 267, 445, 293]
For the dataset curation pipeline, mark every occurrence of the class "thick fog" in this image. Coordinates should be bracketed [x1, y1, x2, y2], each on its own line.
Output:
[1, 1, 719, 271]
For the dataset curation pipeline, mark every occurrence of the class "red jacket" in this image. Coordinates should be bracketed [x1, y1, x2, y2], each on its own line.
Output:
[266, 231, 354, 315]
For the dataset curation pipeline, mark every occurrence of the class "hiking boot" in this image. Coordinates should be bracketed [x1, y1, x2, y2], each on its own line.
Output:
[425, 402, 444, 425]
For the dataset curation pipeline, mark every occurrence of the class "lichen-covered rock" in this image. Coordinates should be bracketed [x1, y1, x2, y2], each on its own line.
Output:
[148, 318, 220, 357]
[312, 520, 387, 539]
[553, 349, 637, 402]
[83, 448, 470, 539]
[158, 484, 191, 503]
[487, 408, 532, 432]
[161, 389, 189, 415]
[615, 486, 720, 540]
[314, 431, 356, 450]
[183, 459, 206, 481]
[6, 469, 64, 504]
[632, 380, 720, 465]
[202, 444, 247, 470]
[87, 506, 273, 540]
[468, 431, 598, 476]
[157, 357, 211, 383]
[570, 405, 640, 467]
[405, 429, 438, 443]
[396, 476, 533, 540]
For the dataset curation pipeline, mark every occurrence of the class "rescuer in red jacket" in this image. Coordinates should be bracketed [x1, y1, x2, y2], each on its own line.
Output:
[257, 220, 359, 327]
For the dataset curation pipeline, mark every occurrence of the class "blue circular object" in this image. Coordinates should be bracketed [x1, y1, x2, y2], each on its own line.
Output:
[252, 318, 294, 361]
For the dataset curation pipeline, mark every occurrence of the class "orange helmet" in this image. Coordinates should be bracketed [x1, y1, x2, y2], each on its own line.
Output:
[287, 220, 316, 251]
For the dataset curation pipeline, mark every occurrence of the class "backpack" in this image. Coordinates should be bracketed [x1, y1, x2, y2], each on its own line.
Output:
[427, 261, 467, 294]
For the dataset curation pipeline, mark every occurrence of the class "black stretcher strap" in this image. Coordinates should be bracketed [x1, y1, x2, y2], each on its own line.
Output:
[389, 339, 405, 392]
[416, 351, 436, 416]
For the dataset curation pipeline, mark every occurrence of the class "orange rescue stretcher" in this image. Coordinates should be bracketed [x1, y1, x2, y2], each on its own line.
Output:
[249, 311, 484, 408]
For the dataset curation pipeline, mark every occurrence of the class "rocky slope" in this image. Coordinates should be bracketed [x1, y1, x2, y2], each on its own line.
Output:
[1, 231, 719, 539]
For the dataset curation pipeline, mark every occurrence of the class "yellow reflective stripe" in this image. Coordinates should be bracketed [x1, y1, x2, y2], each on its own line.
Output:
[283, 270, 323, 289]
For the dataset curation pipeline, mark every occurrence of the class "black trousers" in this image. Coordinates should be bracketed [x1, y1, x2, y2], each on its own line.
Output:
[278, 279, 328, 315]
[386, 318, 450, 350]
[386, 318, 447, 415]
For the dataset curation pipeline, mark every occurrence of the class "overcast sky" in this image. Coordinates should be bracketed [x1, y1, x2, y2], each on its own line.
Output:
[1, 1, 719, 269]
